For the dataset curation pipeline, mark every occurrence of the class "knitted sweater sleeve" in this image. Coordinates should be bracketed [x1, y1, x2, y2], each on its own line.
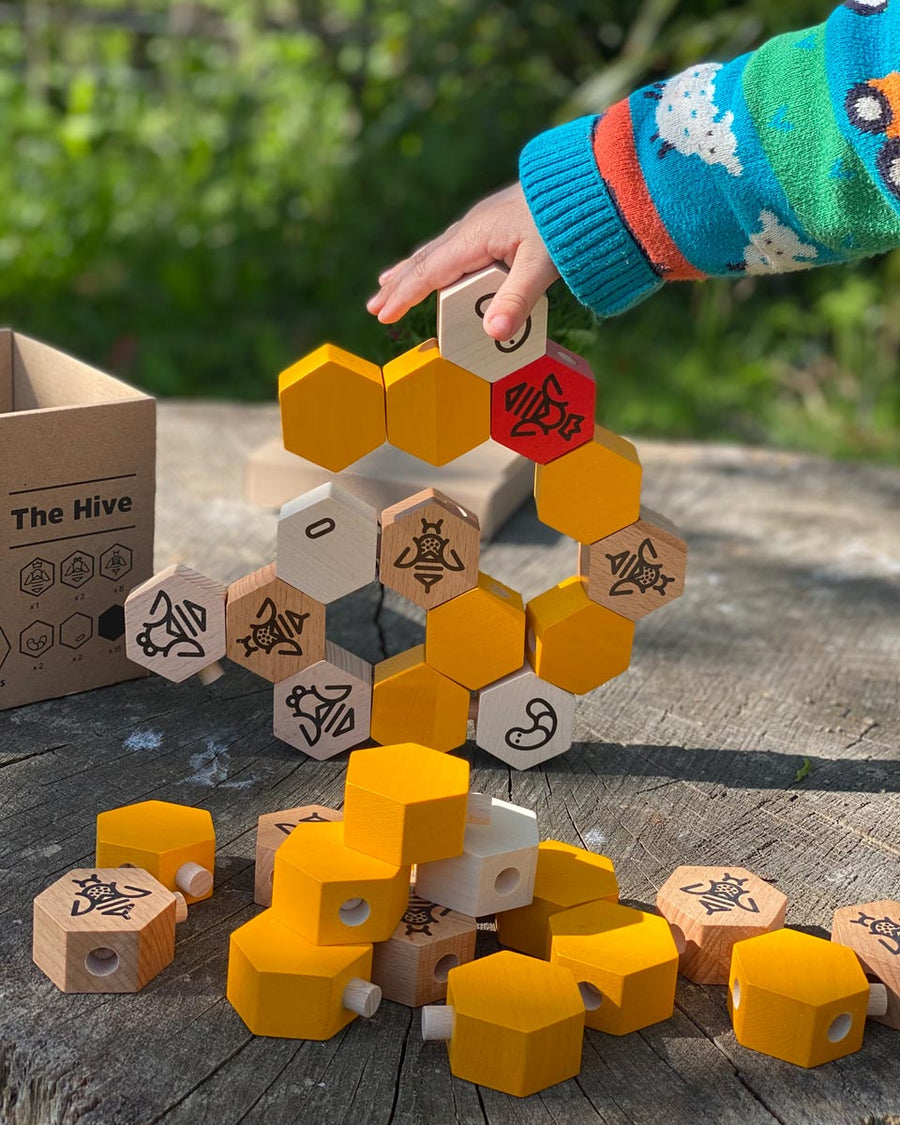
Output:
[519, 1, 900, 317]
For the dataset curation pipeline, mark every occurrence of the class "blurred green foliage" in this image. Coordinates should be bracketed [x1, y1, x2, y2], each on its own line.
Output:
[0, 0, 897, 460]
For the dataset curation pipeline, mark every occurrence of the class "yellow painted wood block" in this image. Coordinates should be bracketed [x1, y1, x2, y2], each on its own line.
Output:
[497, 840, 618, 959]
[729, 928, 870, 1068]
[254, 804, 342, 908]
[271, 820, 410, 945]
[549, 900, 678, 1035]
[343, 743, 470, 866]
[96, 799, 215, 905]
[534, 425, 642, 544]
[525, 577, 634, 695]
[384, 339, 490, 466]
[443, 950, 584, 1097]
[425, 572, 525, 691]
[279, 343, 386, 473]
[227, 908, 377, 1039]
[371, 645, 470, 752]
[832, 899, 900, 1030]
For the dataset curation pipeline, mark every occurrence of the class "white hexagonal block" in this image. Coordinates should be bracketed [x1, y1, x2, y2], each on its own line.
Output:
[476, 665, 575, 770]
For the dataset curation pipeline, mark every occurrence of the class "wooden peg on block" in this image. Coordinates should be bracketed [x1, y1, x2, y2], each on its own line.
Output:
[371, 645, 469, 753]
[656, 865, 787, 985]
[437, 264, 548, 383]
[33, 868, 176, 992]
[475, 665, 575, 770]
[379, 489, 480, 611]
[832, 899, 900, 1029]
[420, 950, 584, 1097]
[254, 804, 342, 907]
[228, 908, 380, 1039]
[466, 792, 493, 825]
[125, 563, 226, 685]
[96, 799, 216, 905]
[225, 562, 325, 681]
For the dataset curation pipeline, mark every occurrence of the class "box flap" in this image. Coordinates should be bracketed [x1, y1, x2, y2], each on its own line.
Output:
[11, 332, 150, 412]
[0, 329, 12, 414]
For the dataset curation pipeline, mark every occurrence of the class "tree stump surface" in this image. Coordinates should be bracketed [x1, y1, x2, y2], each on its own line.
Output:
[1, 402, 898, 1125]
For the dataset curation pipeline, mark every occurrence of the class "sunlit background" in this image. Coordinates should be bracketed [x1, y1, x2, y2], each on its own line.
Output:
[2, 0, 897, 460]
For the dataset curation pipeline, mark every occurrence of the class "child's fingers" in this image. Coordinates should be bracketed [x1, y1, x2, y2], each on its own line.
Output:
[481, 241, 559, 340]
[372, 237, 492, 324]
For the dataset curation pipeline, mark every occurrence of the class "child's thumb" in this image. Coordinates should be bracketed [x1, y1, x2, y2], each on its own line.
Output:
[482, 247, 557, 342]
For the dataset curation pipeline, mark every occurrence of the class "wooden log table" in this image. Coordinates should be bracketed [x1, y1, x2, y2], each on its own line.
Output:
[2, 402, 898, 1125]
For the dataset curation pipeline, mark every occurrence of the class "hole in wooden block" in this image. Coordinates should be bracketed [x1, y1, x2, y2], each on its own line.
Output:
[340, 897, 371, 926]
[731, 979, 741, 1009]
[85, 947, 120, 977]
[494, 867, 520, 895]
[670, 923, 686, 954]
[828, 1013, 852, 1043]
[578, 982, 604, 1011]
[433, 954, 459, 983]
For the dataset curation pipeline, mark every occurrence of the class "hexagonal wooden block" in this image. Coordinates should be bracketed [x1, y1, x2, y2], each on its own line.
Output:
[273, 642, 373, 760]
[475, 665, 575, 770]
[277, 482, 378, 604]
[832, 899, 900, 1030]
[415, 797, 538, 917]
[225, 562, 325, 682]
[254, 804, 342, 907]
[96, 799, 216, 905]
[125, 563, 226, 684]
[534, 425, 642, 544]
[271, 819, 409, 946]
[421, 950, 584, 1097]
[578, 507, 687, 621]
[729, 929, 870, 1068]
[380, 489, 480, 611]
[228, 908, 380, 1039]
[425, 572, 525, 691]
[343, 743, 470, 866]
[372, 891, 477, 1007]
[383, 338, 490, 466]
[656, 865, 787, 985]
[491, 340, 596, 464]
[549, 900, 678, 1035]
[279, 343, 385, 472]
[496, 840, 618, 959]
[371, 645, 469, 753]
[525, 577, 634, 695]
[33, 868, 176, 992]
[437, 264, 548, 383]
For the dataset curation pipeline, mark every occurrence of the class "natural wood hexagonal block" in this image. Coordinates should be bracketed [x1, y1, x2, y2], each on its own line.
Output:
[832, 899, 900, 1030]
[371, 645, 469, 753]
[225, 562, 325, 682]
[279, 343, 385, 472]
[273, 642, 373, 760]
[425, 572, 525, 691]
[254, 805, 342, 908]
[578, 507, 687, 621]
[656, 865, 787, 984]
[474, 665, 575, 770]
[384, 339, 490, 466]
[33, 868, 176, 992]
[437, 264, 548, 383]
[534, 425, 642, 544]
[525, 577, 634, 695]
[277, 482, 378, 604]
[379, 489, 480, 611]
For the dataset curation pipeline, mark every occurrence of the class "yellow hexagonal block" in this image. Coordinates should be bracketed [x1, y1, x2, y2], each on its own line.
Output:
[496, 840, 618, 959]
[425, 572, 525, 691]
[371, 645, 469, 752]
[534, 425, 642, 544]
[279, 343, 385, 472]
[549, 900, 678, 1035]
[96, 800, 215, 905]
[525, 577, 634, 695]
[729, 928, 870, 1068]
[227, 908, 379, 1039]
[343, 743, 470, 866]
[383, 338, 490, 466]
[272, 819, 409, 946]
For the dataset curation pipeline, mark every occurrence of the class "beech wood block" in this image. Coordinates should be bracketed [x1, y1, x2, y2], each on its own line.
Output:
[415, 798, 538, 917]
[371, 645, 469, 753]
[125, 563, 226, 684]
[277, 482, 378, 604]
[254, 804, 342, 908]
[380, 489, 481, 611]
[421, 950, 584, 1097]
[225, 562, 325, 681]
[657, 865, 788, 985]
[227, 908, 379, 1039]
[33, 868, 176, 993]
[437, 264, 548, 384]
[475, 665, 576, 770]
[832, 899, 900, 1030]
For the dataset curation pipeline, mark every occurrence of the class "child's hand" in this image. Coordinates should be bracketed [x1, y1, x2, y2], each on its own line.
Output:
[367, 182, 559, 342]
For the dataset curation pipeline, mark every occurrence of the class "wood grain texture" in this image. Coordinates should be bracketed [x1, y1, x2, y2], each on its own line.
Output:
[1, 402, 898, 1124]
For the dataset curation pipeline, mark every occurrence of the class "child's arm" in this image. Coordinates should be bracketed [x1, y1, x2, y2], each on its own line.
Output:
[369, 1, 900, 341]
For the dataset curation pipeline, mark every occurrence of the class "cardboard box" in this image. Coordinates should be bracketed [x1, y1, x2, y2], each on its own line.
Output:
[0, 330, 155, 711]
